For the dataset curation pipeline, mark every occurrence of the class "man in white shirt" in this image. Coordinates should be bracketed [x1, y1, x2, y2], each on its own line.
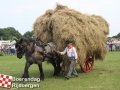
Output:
[57, 40, 78, 79]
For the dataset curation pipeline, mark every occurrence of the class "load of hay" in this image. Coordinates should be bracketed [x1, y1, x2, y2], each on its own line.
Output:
[33, 4, 109, 66]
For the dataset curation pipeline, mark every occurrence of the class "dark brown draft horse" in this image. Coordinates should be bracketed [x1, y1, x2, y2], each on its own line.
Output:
[15, 37, 61, 81]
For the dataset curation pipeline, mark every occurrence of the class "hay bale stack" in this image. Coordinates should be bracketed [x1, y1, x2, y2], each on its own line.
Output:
[33, 4, 109, 65]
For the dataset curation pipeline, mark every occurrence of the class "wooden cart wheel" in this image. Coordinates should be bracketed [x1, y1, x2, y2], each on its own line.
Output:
[81, 54, 94, 73]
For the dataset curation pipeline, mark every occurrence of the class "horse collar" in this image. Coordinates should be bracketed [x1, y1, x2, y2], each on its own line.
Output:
[25, 40, 36, 56]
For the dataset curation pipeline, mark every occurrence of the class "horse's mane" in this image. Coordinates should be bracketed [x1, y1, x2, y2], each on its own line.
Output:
[22, 37, 35, 42]
[15, 37, 35, 46]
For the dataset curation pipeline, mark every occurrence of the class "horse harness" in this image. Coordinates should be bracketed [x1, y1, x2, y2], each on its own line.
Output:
[25, 39, 36, 56]
[38, 42, 57, 61]
[21, 38, 57, 61]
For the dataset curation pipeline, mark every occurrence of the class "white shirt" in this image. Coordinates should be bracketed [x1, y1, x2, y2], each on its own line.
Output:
[60, 47, 78, 59]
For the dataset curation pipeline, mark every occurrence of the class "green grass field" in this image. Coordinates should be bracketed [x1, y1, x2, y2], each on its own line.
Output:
[0, 52, 120, 90]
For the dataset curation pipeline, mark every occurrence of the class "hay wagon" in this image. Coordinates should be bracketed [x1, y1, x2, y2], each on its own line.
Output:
[80, 54, 94, 72]
[33, 4, 109, 73]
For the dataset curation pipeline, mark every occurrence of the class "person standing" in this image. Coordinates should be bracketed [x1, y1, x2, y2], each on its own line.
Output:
[57, 40, 78, 79]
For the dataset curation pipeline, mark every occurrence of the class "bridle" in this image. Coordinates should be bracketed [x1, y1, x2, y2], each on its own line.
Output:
[16, 44, 27, 56]
[16, 40, 36, 57]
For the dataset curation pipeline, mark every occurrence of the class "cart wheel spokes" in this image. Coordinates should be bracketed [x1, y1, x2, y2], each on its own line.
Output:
[81, 55, 94, 73]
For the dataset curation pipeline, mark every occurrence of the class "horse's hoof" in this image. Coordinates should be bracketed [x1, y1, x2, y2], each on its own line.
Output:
[40, 77, 44, 81]
[40, 79, 44, 81]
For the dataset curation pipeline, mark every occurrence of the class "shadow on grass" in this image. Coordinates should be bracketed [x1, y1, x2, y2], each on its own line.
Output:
[28, 67, 84, 80]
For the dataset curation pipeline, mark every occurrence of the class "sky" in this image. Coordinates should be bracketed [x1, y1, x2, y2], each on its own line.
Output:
[0, 0, 120, 37]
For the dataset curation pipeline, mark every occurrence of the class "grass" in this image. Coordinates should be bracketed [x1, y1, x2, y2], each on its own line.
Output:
[0, 51, 120, 90]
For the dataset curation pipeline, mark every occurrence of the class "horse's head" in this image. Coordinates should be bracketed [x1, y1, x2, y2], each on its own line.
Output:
[15, 38, 28, 59]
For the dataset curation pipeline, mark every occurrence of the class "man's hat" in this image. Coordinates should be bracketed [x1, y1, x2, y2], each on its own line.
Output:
[66, 40, 72, 44]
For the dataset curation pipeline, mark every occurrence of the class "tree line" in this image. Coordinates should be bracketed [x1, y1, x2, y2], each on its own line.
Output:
[107, 32, 120, 40]
[0, 27, 120, 41]
[0, 27, 33, 41]
[112, 33, 120, 39]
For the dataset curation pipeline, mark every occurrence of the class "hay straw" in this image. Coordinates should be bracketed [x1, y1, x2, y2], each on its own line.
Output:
[33, 4, 109, 65]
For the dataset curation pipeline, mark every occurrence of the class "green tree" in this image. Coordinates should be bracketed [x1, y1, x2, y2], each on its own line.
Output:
[111, 32, 120, 38]
[0, 27, 22, 40]
[23, 31, 33, 38]
[116, 33, 120, 38]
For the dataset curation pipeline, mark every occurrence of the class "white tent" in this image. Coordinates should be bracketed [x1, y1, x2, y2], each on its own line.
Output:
[10, 40, 16, 45]
[0, 40, 10, 46]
